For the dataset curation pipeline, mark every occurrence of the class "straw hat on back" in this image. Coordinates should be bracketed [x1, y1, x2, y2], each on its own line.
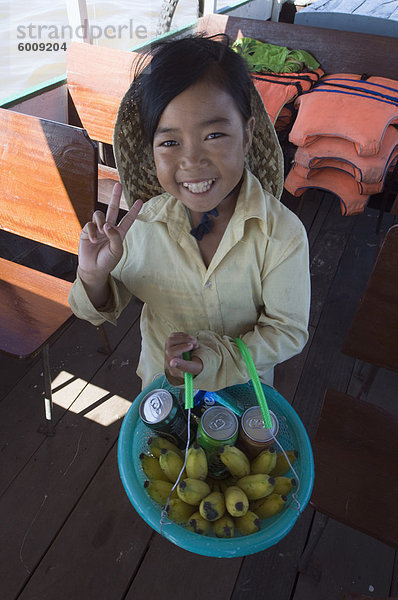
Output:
[113, 50, 284, 208]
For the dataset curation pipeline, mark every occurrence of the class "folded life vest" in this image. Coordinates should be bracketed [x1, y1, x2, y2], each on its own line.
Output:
[284, 164, 370, 216]
[251, 69, 324, 126]
[290, 74, 398, 156]
[294, 125, 398, 183]
[292, 162, 388, 195]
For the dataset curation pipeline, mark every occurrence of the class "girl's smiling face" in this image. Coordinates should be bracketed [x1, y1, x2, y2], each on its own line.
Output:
[153, 79, 254, 218]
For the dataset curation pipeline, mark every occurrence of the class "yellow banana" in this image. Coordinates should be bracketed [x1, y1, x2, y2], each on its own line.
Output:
[273, 477, 296, 496]
[187, 511, 211, 535]
[248, 497, 265, 512]
[224, 485, 249, 517]
[140, 453, 169, 482]
[236, 474, 275, 500]
[250, 447, 277, 475]
[159, 448, 185, 483]
[218, 445, 250, 478]
[144, 479, 174, 505]
[165, 498, 196, 524]
[148, 436, 182, 458]
[177, 478, 211, 505]
[186, 443, 208, 480]
[213, 515, 235, 538]
[199, 491, 226, 521]
[234, 510, 261, 536]
[255, 493, 287, 519]
[269, 450, 298, 477]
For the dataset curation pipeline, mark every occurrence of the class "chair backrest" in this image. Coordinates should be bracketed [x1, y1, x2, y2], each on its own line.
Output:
[198, 14, 398, 79]
[66, 42, 140, 146]
[0, 108, 97, 255]
[342, 224, 398, 372]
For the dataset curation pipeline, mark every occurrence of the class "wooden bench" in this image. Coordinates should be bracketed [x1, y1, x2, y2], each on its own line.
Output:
[66, 42, 140, 210]
[298, 225, 398, 571]
[0, 108, 97, 433]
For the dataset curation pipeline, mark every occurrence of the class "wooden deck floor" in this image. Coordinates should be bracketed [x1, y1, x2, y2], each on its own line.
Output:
[1, 193, 397, 600]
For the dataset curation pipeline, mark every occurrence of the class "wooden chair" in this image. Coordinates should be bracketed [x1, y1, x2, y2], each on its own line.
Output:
[0, 108, 97, 433]
[66, 42, 140, 210]
[299, 225, 398, 574]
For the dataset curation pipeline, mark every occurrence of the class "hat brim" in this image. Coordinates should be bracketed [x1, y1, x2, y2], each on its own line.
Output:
[113, 80, 284, 208]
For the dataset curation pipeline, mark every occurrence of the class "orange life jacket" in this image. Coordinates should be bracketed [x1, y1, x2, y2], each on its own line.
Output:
[290, 74, 398, 156]
[294, 125, 398, 183]
[284, 164, 371, 216]
[251, 68, 324, 127]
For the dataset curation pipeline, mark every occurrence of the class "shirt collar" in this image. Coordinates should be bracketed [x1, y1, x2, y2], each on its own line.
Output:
[135, 168, 271, 240]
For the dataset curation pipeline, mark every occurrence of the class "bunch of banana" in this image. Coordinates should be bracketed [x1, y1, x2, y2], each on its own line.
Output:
[144, 479, 177, 504]
[236, 474, 276, 500]
[199, 491, 226, 521]
[255, 493, 287, 519]
[273, 476, 296, 496]
[224, 485, 249, 517]
[187, 511, 212, 535]
[148, 436, 182, 458]
[218, 445, 251, 478]
[269, 449, 298, 477]
[141, 435, 300, 540]
[165, 498, 196, 524]
[177, 478, 211, 505]
[250, 447, 277, 475]
[159, 448, 186, 483]
[186, 443, 208, 480]
[140, 453, 169, 482]
[213, 515, 235, 538]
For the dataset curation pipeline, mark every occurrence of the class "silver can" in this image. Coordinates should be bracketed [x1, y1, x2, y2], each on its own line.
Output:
[238, 407, 279, 459]
[139, 389, 188, 448]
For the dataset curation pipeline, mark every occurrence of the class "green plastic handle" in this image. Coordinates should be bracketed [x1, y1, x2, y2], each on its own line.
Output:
[234, 338, 273, 429]
[182, 352, 194, 410]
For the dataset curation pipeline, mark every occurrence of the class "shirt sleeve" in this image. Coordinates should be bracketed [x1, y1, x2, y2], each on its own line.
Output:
[190, 220, 310, 391]
[68, 244, 133, 327]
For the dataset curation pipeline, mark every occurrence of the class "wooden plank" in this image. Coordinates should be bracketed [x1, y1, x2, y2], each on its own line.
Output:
[342, 225, 398, 373]
[124, 533, 242, 600]
[231, 507, 314, 600]
[0, 258, 73, 358]
[311, 389, 398, 547]
[66, 42, 141, 145]
[0, 316, 142, 600]
[293, 516, 395, 599]
[0, 298, 141, 496]
[274, 324, 315, 403]
[0, 109, 97, 254]
[307, 197, 358, 328]
[17, 443, 154, 600]
[198, 14, 398, 79]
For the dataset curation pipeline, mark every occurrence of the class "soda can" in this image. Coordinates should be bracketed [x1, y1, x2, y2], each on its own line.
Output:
[197, 406, 239, 478]
[192, 390, 219, 421]
[238, 406, 279, 459]
[139, 389, 188, 448]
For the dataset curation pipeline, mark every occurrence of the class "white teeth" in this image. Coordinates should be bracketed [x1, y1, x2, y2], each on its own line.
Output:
[182, 179, 215, 193]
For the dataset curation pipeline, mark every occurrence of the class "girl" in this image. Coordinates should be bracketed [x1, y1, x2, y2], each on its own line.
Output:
[69, 34, 310, 391]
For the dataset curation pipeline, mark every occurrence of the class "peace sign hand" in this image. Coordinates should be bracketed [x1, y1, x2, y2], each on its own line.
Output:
[78, 183, 143, 285]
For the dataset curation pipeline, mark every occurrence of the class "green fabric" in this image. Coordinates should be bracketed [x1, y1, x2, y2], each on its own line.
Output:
[232, 37, 320, 74]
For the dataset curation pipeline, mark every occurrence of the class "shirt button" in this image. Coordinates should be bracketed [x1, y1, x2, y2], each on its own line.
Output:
[204, 281, 212, 288]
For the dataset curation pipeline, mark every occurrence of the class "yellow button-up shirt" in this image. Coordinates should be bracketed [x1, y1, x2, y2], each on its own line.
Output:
[69, 169, 310, 391]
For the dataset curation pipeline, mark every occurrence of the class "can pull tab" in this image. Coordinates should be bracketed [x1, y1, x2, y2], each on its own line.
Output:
[182, 351, 194, 410]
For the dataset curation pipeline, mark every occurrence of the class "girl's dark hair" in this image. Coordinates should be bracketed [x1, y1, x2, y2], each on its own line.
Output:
[130, 34, 252, 144]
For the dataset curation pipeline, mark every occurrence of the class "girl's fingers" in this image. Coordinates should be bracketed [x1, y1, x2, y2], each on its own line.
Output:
[105, 183, 123, 225]
[83, 221, 98, 243]
[92, 210, 106, 233]
[118, 199, 143, 239]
